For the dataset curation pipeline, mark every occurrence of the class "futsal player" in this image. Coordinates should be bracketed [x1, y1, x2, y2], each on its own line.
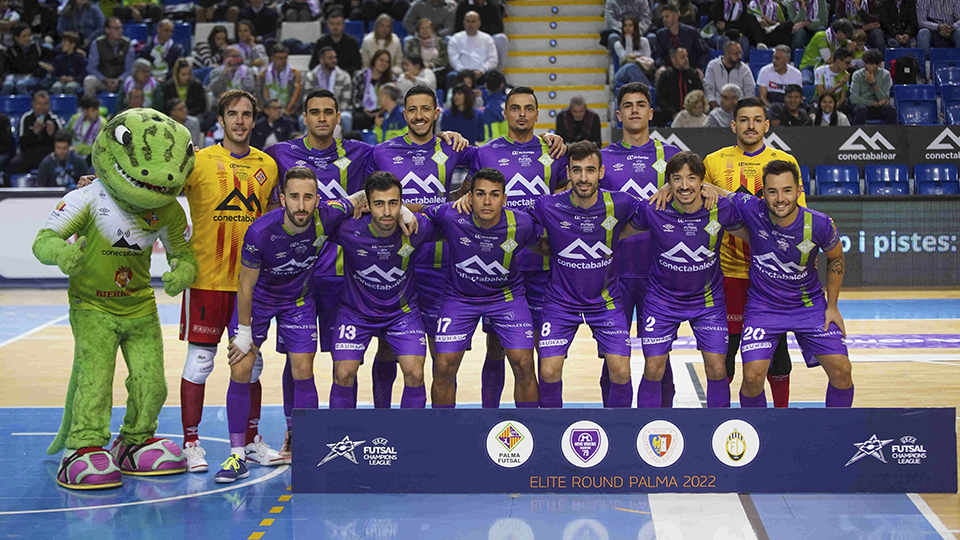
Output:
[703, 96, 806, 408]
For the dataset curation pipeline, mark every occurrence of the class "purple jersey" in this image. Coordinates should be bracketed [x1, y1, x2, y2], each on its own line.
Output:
[240, 200, 353, 304]
[471, 136, 569, 272]
[330, 213, 439, 317]
[730, 193, 840, 312]
[366, 135, 477, 270]
[423, 202, 539, 301]
[266, 137, 372, 278]
[600, 139, 680, 278]
[632, 197, 743, 310]
[528, 189, 641, 311]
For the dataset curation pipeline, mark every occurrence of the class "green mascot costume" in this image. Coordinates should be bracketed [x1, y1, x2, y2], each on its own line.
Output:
[32, 109, 198, 490]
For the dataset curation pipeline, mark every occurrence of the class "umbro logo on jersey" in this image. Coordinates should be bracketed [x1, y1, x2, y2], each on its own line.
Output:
[456, 256, 509, 276]
[317, 180, 349, 199]
[754, 252, 805, 274]
[662, 243, 714, 263]
[621, 180, 658, 200]
[358, 265, 405, 283]
[505, 173, 548, 196]
[401, 172, 445, 195]
[650, 131, 690, 151]
[558, 238, 613, 260]
[216, 189, 262, 213]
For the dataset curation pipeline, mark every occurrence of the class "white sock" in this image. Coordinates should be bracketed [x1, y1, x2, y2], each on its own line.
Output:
[231, 447, 245, 459]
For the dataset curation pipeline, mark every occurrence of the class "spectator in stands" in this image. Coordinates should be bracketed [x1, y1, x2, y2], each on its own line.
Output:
[36, 129, 90, 188]
[235, 20, 268, 69]
[209, 45, 258, 98]
[652, 0, 697, 33]
[352, 49, 396, 130]
[703, 40, 754, 110]
[0, 0, 21, 49]
[403, 0, 456, 38]
[448, 11, 497, 86]
[847, 29, 868, 69]
[849, 49, 896, 125]
[397, 53, 436, 94]
[120, 86, 145, 112]
[708, 0, 766, 51]
[51, 32, 86, 95]
[812, 91, 850, 125]
[604, 0, 652, 45]
[250, 98, 297, 149]
[917, 0, 960, 55]
[799, 18, 854, 85]
[194, 26, 228, 70]
[612, 15, 654, 86]
[139, 19, 183, 82]
[479, 69, 505, 142]
[56, 0, 104, 49]
[257, 43, 303, 118]
[655, 4, 709, 71]
[323, 0, 363, 20]
[239, 0, 280, 39]
[282, 0, 321, 21]
[155, 58, 207, 116]
[374, 82, 405, 142]
[84, 18, 133, 97]
[113, 0, 163, 22]
[12, 90, 62, 174]
[3, 23, 52, 95]
[445, 69, 483, 108]
[705, 83, 741, 127]
[310, 10, 363, 74]
[123, 58, 158, 108]
[787, 0, 829, 50]
[362, 13, 403, 73]
[404, 17, 449, 73]
[770, 84, 812, 125]
[671, 89, 709, 127]
[757, 44, 801, 106]
[454, 0, 507, 69]
[815, 48, 851, 113]
[835, 0, 883, 50]
[654, 46, 703, 125]
[196, 0, 244, 23]
[441, 82, 482, 144]
[363, 0, 410, 26]
[555, 96, 602, 146]
[880, 0, 918, 48]
[65, 95, 104, 159]
[747, 0, 793, 48]
[305, 46, 354, 129]
[168, 98, 205, 149]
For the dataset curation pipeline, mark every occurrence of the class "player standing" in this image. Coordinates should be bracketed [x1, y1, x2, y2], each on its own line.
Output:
[703, 96, 806, 408]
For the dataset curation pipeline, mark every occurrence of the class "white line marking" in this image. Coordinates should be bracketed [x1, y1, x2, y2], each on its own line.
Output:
[908, 494, 957, 540]
[0, 314, 68, 349]
[648, 493, 758, 540]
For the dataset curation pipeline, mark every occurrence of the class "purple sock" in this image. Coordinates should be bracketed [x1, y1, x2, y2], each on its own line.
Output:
[608, 378, 633, 408]
[481, 355, 506, 408]
[739, 389, 768, 408]
[282, 358, 294, 430]
[599, 359, 610, 407]
[372, 358, 397, 409]
[706, 378, 731, 408]
[329, 383, 356, 409]
[539, 380, 562, 408]
[432, 403, 456, 409]
[227, 380, 250, 444]
[661, 358, 676, 408]
[825, 383, 854, 408]
[636, 376, 661, 408]
[516, 401, 539, 408]
[400, 385, 426, 408]
[293, 377, 319, 409]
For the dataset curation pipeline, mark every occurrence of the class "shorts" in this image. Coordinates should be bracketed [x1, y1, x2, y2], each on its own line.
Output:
[435, 296, 535, 354]
[538, 300, 632, 359]
[275, 276, 343, 354]
[179, 288, 236, 343]
[641, 298, 728, 358]
[483, 269, 547, 337]
[620, 276, 648, 336]
[228, 298, 318, 354]
[740, 313, 847, 367]
[723, 277, 748, 335]
[415, 267, 446, 338]
[331, 306, 427, 361]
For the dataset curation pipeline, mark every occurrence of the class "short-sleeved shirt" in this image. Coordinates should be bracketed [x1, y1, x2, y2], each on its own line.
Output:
[814, 65, 847, 100]
[756, 64, 803, 103]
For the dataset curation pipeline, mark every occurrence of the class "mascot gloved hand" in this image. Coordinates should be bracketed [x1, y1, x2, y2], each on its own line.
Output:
[32, 109, 198, 490]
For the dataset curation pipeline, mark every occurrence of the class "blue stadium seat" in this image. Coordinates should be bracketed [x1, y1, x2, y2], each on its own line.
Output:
[700, 15, 707, 29]
[942, 85, 960, 103]
[97, 93, 120, 116]
[360, 129, 378, 145]
[8, 173, 34, 187]
[173, 22, 192, 54]
[710, 49, 722, 61]
[343, 20, 365, 44]
[946, 104, 960, 125]
[649, 86, 656, 107]
[436, 89, 443, 107]
[935, 64, 960, 87]
[0, 95, 31, 117]
[816, 165, 859, 185]
[884, 48, 924, 71]
[898, 101, 938, 124]
[914, 163, 958, 183]
[894, 84, 937, 102]
[50, 94, 78, 119]
[123, 22, 149, 43]
[865, 164, 909, 195]
[392, 19, 407, 41]
[818, 182, 860, 195]
[799, 165, 812, 195]
[917, 180, 960, 195]
[793, 48, 803, 67]
[750, 48, 773, 68]
[930, 48, 960, 67]
[802, 85, 815, 103]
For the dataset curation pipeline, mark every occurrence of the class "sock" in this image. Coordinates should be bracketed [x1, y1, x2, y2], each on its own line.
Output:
[432, 403, 456, 409]
[480, 355, 506, 408]
[608, 378, 633, 408]
[661, 358, 676, 408]
[636, 376, 661, 408]
[539, 380, 562, 408]
[180, 379, 205, 443]
[768, 374, 790, 408]
[293, 377, 319, 409]
[245, 380, 262, 446]
[282, 358, 294, 430]
[739, 389, 768, 408]
[599, 359, 610, 407]
[400, 385, 426, 408]
[825, 383, 854, 408]
[226, 380, 250, 451]
[706, 377, 731, 408]
[516, 401, 539, 408]
[329, 383, 356, 409]
[372, 358, 397, 409]
[230, 444, 245, 458]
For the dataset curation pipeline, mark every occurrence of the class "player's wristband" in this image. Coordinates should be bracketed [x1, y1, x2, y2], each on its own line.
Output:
[234, 324, 253, 355]
[400, 206, 414, 224]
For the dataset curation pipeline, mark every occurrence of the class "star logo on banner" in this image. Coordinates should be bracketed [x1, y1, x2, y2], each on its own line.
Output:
[844, 434, 893, 467]
[318, 435, 366, 466]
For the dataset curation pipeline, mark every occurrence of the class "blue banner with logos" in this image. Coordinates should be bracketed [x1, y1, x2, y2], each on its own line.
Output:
[291, 408, 956, 494]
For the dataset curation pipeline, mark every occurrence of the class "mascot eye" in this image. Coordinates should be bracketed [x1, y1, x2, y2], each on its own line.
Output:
[114, 125, 133, 146]
[186, 142, 194, 156]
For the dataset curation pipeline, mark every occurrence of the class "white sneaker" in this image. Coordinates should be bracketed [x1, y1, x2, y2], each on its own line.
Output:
[244, 435, 285, 466]
[279, 431, 292, 465]
[183, 441, 208, 473]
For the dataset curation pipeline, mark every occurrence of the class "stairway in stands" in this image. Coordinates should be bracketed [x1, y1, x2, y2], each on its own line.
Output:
[503, 0, 610, 145]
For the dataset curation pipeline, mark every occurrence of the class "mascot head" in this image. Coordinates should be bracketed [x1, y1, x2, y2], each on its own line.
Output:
[92, 108, 196, 214]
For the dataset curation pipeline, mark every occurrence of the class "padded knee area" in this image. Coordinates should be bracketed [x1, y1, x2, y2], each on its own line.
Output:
[250, 352, 263, 383]
[182, 343, 217, 384]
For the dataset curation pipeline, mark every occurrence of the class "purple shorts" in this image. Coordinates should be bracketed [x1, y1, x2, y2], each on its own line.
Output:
[740, 310, 848, 366]
[436, 295, 535, 354]
[331, 306, 427, 361]
[483, 269, 547, 336]
[276, 275, 343, 354]
[229, 298, 317, 354]
[641, 296, 728, 357]
[620, 276, 648, 336]
[538, 300, 632, 359]
[415, 267, 446, 338]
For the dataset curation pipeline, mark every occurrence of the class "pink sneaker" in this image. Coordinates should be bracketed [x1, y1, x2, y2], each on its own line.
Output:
[109, 437, 187, 476]
[57, 447, 122, 490]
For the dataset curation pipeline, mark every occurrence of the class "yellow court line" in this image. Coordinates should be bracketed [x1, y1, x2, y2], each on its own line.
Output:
[278, 495, 292, 502]
[614, 506, 652, 515]
[259, 519, 275, 526]
[504, 67, 606, 74]
[530, 85, 606, 91]
[269, 506, 285, 514]
[538, 102, 605, 110]
[504, 16, 604, 22]
[508, 50, 606, 56]
[508, 0, 604, 5]
[248, 534, 264, 540]
[507, 33, 598, 39]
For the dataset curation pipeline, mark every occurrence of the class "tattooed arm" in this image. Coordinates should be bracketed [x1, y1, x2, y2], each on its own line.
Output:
[823, 241, 846, 337]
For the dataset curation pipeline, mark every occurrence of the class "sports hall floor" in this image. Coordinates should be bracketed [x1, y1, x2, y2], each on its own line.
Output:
[1, 288, 959, 539]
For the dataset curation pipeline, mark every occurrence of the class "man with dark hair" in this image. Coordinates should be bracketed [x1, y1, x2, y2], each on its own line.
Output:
[555, 96, 602, 147]
[654, 4, 709, 70]
[250, 98, 298, 149]
[480, 69, 507, 142]
[13, 90, 62, 174]
[654, 47, 704, 126]
[309, 9, 363, 75]
[84, 17, 134, 97]
[36, 129, 90, 188]
[814, 48, 852, 112]
[800, 18, 854, 85]
[257, 43, 303, 118]
[305, 46, 353, 130]
[770, 84, 812, 126]
[702, 97, 806, 408]
[849, 49, 896, 125]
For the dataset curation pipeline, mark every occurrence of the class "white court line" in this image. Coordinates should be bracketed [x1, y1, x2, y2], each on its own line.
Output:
[0, 314, 68, 349]
[908, 494, 957, 540]
[648, 493, 758, 540]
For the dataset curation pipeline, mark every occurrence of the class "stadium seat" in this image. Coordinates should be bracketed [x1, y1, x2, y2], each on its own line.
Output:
[649, 86, 656, 107]
[750, 48, 773, 68]
[392, 19, 407, 41]
[935, 64, 960, 87]
[0, 95, 31, 117]
[942, 85, 960, 103]
[930, 48, 960, 67]
[281, 21, 322, 44]
[946, 104, 960, 125]
[898, 101, 938, 124]
[287, 54, 311, 72]
[799, 165, 812, 195]
[343, 20, 365, 44]
[865, 164, 909, 195]
[50, 94, 78, 119]
[710, 49, 722, 61]
[123, 22, 149, 43]
[700, 15, 707, 28]
[894, 84, 937, 102]
[917, 180, 960, 194]
[173, 22, 192, 54]
[8, 173, 34, 187]
[802, 85, 815, 102]
[816, 165, 859, 185]
[360, 129, 378, 145]
[793, 48, 803, 67]
[818, 182, 860, 195]
[884, 48, 924, 71]
[436, 89, 444, 108]
[915, 163, 958, 183]
[97, 93, 120, 116]
[163, 0, 196, 17]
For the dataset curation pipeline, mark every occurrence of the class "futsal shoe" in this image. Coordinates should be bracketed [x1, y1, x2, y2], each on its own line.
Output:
[245, 435, 285, 466]
[57, 447, 123, 490]
[183, 440, 209, 473]
[215, 454, 249, 484]
[279, 430, 292, 465]
[109, 436, 187, 476]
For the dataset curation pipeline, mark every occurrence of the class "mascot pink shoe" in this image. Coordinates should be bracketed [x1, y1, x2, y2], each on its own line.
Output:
[109, 437, 187, 476]
[57, 447, 123, 490]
